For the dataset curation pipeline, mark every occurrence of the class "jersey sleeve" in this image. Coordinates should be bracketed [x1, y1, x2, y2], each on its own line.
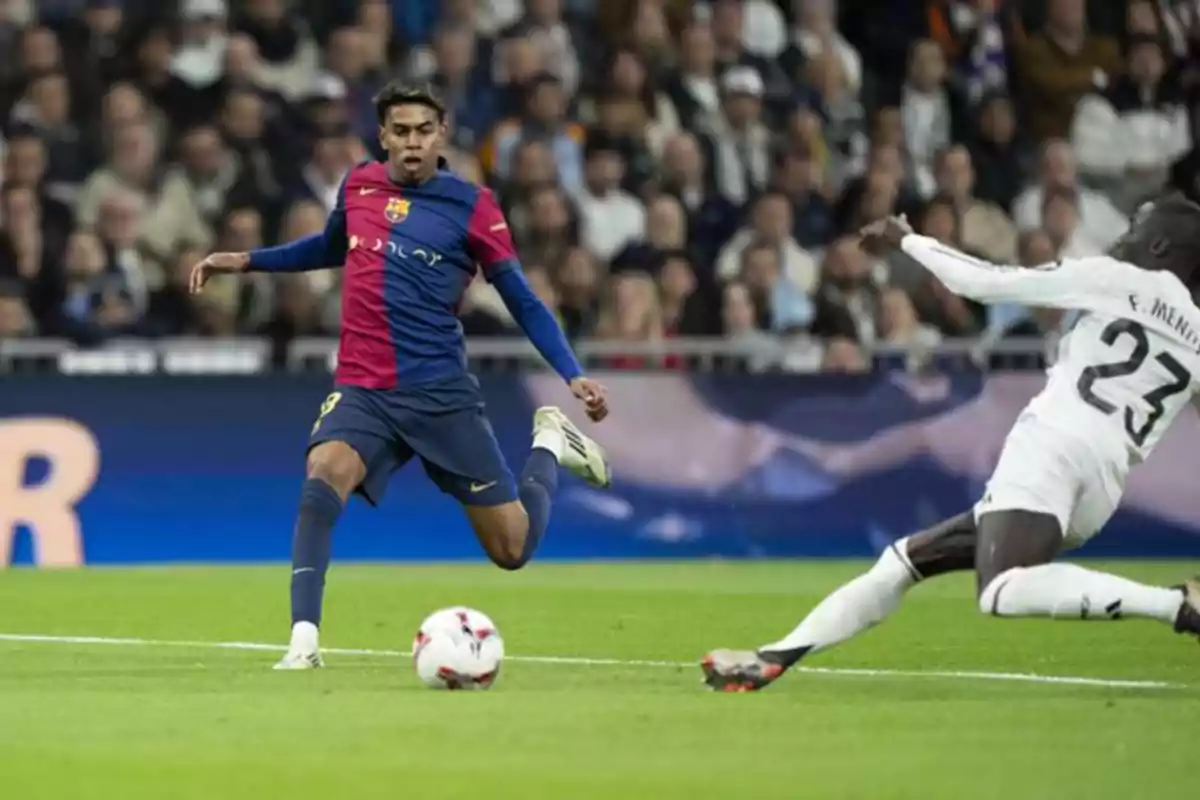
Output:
[900, 234, 1139, 315]
[324, 174, 349, 258]
[247, 172, 350, 271]
[466, 187, 518, 282]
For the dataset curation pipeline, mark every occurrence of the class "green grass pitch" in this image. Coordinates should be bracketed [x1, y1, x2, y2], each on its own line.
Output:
[0, 561, 1195, 799]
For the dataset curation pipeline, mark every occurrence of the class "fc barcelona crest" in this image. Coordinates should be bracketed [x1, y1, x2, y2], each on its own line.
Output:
[384, 197, 410, 223]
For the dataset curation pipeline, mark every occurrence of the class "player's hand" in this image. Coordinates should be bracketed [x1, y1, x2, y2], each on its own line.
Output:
[570, 377, 609, 422]
[189, 252, 249, 294]
[858, 215, 913, 256]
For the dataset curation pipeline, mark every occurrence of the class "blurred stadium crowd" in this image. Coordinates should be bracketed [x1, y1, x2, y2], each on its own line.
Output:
[0, 0, 1198, 371]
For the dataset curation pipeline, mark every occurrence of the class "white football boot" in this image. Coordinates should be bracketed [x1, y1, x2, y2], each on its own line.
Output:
[273, 650, 324, 670]
[273, 622, 324, 670]
[533, 406, 611, 488]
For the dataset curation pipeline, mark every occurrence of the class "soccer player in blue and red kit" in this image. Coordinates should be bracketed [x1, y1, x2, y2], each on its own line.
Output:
[190, 83, 611, 669]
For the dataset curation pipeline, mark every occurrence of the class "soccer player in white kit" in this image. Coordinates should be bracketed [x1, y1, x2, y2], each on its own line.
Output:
[703, 196, 1200, 692]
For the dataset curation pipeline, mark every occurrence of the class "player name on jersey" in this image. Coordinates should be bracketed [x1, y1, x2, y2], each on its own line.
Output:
[1133, 294, 1200, 354]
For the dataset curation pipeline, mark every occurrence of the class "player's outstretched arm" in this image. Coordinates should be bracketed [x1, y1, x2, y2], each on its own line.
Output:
[467, 186, 607, 421]
[492, 268, 607, 420]
[192, 177, 352, 293]
[859, 215, 1131, 313]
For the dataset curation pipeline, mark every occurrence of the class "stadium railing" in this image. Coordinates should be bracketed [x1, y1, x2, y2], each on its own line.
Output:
[0, 336, 1057, 374]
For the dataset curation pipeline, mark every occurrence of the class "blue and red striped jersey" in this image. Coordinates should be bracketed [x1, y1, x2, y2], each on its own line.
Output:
[246, 160, 581, 391]
[332, 161, 519, 389]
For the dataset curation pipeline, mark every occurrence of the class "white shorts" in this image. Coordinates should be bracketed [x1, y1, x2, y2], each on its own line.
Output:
[973, 414, 1127, 550]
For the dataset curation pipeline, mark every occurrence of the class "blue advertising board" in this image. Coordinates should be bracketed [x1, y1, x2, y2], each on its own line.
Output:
[2, 371, 1199, 566]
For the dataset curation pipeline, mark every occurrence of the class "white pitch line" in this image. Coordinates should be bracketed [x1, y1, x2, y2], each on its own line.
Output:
[0, 633, 1181, 690]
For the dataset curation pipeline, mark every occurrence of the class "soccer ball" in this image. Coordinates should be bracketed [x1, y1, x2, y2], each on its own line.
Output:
[412, 607, 504, 690]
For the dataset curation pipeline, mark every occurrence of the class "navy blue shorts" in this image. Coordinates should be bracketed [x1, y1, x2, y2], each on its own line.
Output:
[307, 381, 517, 507]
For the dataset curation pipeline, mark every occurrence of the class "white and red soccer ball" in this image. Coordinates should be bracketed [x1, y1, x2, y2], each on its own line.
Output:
[412, 607, 504, 690]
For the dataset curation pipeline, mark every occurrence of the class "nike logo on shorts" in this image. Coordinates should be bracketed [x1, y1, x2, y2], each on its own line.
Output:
[470, 481, 498, 493]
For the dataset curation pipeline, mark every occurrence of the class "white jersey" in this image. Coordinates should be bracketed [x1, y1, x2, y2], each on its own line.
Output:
[901, 235, 1200, 465]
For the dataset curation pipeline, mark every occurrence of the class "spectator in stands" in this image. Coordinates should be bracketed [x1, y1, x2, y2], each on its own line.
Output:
[490, 33, 541, 120]
[810, 235, 878, 343]
[657, 249, 710, 337]
[699, 66, 771, 206]
[1011, 139, 1128, 250]
[738, 237, 815, 333]
[557, 246, 601, 338]
[291, 129, 354, 216]
[878, 284, 941, 350]
[596, 270, 671, 368]
[171, 124, 251, 246]
[665, 19, 721, 132]
[708, 0, 787, 96]
[425, 23, 497, 152]
[835, 142, 921, 234]
[899, 39, 967, 199]
[78, 118, 209, 276]
[1041, 186, 1094, 257]
[487, 71, 585, 195]
[612, 193, 687, 274]
[515, 182, 579, 270]
[171, 0, 230, 106]
[773, 147, 836, 251]
[799, 49, 866, 181]
[131, 21, 208, 135]
[4, 128, 72, 242]
[499, 138, 557, 218]
[586, 47, 678, 160]
[587, 89, 659, 194]
[1016, 0, 1121, 141]
[933, 144, 1018, 263]
[324, 25, 384, 143]
[780, 0, 863, 99]
[503, 0, 582, 99]
[927, 0, 1013, 104]
[624, 0, 676, 73]
[1071, 35, 1191, 211]
[57, 228, 139, 343]
[575, 132, 645, 264]
[656, 131, 740, 264]
[0, 184, 52, 286]
[217, 85, 282, 218]
[969, 91, 1031, 213]
[720, 279, 779, 370]
[717, 191, 819, 295]
[12, 70, 91, 191]
[235, 0, 319, 102]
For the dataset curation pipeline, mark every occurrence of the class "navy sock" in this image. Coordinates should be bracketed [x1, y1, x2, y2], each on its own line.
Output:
[517, 447, 559, 562]
[291, 478, 344, 627]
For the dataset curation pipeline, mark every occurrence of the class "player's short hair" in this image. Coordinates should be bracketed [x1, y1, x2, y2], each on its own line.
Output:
[1110, 191, 1200, 292]
[373, 81, 446, 124]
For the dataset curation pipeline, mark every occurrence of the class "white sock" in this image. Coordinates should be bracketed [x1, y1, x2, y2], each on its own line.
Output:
[980, 563, 1184, 623]
[760, 541, 919, 656]
[290, 621, 320, 652]
[532, 429, 563, 460]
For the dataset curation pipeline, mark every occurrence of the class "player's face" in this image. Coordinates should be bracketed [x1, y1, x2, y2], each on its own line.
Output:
[379, 103, 445, 183]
